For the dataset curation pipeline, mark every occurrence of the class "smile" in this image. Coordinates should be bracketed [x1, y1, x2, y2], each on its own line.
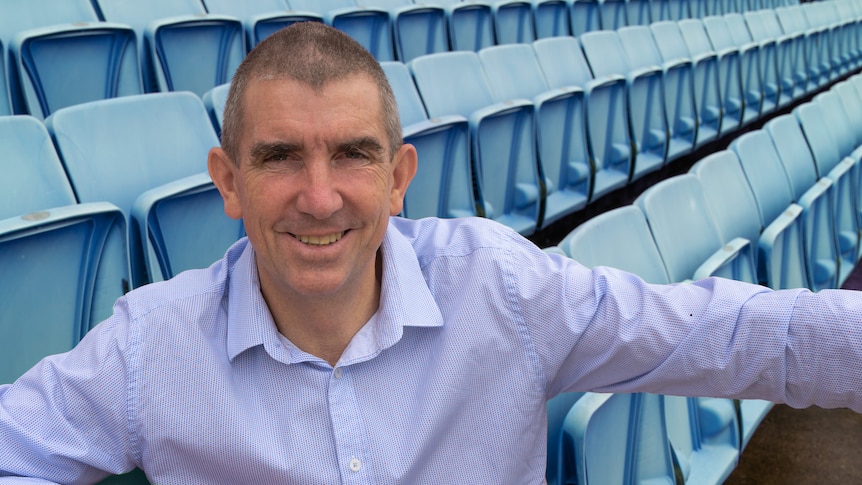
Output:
[293, 231, 345, 246]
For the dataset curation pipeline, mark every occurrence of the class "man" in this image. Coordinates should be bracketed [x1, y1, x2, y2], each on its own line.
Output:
[1, 21, 862, 484]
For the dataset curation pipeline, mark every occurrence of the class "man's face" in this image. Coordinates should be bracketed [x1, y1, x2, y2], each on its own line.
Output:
[209, 75, 416, 303]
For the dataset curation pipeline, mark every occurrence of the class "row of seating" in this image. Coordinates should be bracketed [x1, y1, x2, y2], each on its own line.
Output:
[0, 0, 813, 122]
[543, 69, 862, 484]
[308, 0, 861, 238]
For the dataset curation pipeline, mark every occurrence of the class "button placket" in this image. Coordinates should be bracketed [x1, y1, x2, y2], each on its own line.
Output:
[328, 366, 372, 483]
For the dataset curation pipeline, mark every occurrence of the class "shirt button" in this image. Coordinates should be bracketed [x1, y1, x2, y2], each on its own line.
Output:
[349, 457, 362, 472]
[333, 367, 343, 379]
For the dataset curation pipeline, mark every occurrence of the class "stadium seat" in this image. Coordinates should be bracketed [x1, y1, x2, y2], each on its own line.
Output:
[46, 92, 243, 287]
[618, 25, 696, 164]
[726, 12, 779, 115]
[287, 0, 394, 61]
[532, 36, 631, 203]
[761, 7, 807, 100]
[580, 29, 667, 182]
[0, 0, 142, 118]
[679, 18, 744, 136]
[634, 174, 757, 284]
[703, 15, 763, 126]
[650, 20, 721, 149]
[598, 0, 628, 31]
[410, 51, 542, 235]
[545, 392, 585, 485]
[664, 395, 740, 484]
[380, 61, 476, 219]
[765, 114, 839, 292]
[801, 2, 843, 80]
[794, 101, 858, 287]
[569, 0, 601, 36]
[93, 0, 245, 96]
[429, 0, 495, 52]
[775, 5, 826, 92]
[479, 43, 590, 227]
[626, 0, 651, 26]
[362, 0, 448, 61]
[532, 0, 570, 38]
[490, 0, 535, 45]
[202, 82, 230, 137]
[744, 9, 794, 107]
[202, 0, 320, 48]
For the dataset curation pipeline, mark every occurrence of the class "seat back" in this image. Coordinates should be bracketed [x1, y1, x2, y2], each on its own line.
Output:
[492, 1, 535, 45]
[730, 131, 796, 228]
[202, 82, 230, 136]
[569, 0, 601, 37]
[599, 0, 628, 31]
[0, 116, 76, 220]
[763, 114, 818, 201]
[559, 205, 671, 284]
[0, 203, 129, 384]
[533, 0, 571, 39]
[440, 1, 494, 52]
[202, 0, 306, 47]
[47, 92, 230, 287]
[289, 0, 395, 61]
[703, 15, 762, 124]
[793, 101, 843, 178]
[95, 0, 245, 95]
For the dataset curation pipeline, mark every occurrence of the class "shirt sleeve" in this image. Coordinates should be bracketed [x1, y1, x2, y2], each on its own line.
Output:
[510, 236, 862, 412]
[0, 298, 137, 483]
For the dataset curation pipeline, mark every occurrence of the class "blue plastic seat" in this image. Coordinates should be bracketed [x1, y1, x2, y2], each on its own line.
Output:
[833, 0, 862, 72]
[767, 7, 808, 99]
[533, 36, 631, 202]
[428, 0, 495, 52]
[581, 29, 667, 182]
[562, 393, 677, 485]
[410, 51, 542, 235]
[532, 0, 571, 38]
[775, 5, 826, 92]
[834, 79, 862, 245]
[765, 114, 839, 292]
[666, 0, 690, 20]
[94, 0, 245, 96]
[286, 0, 394, 60]
[569, 0, 601, 36]
[703, 15, 763, 126]
[649, 0, 671, 22]
[545, 392, 585, 485]
[618, 25, 695, 164]
[689, 0, 710, 17]
[202, 82, 230, 137]
[598, 0, 628, 31]
[744, 9, 794, 107]
[0, 0, 142, 119]
[559, 205, 671, 284]
[651, 20, 721, 149]
[479, 44, 590, 227]
[361, 0, 448, 61]
[202, 0, 321, 48]
[490, 0, 535, 44]
[626, 0, 651, 26]
[635, 174, 757, 284]
[679, 18, 744, 136]
[704, 144, 806, 293]
[801, 2, 843, 81]
[46, 92, 243, 288]
[0, 202, 129, 385]
[380, 61, 475, 219]
[795, 101, 859, 287]
[726, 13, 779, 115]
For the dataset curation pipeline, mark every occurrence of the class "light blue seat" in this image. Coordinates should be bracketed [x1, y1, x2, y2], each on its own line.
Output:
[618, 25, 695, 164]
[689, 0, 710, 17]
[775, 5, 826, 92]
[559, 205, 671, 284]
[532, 0, 571, 39]
[801, 2, 843, 81]
[202, 0, 321, 48]
[479, 44, 590, 227]
[598, 0, 628, 31]
[626, 0, 651, 26]
[703, 15, 763, 126]
[533, 36, 631, 202]
[834, 79, 862, 244]
[381, 61, 475, 219]
[410, 51, 542, 235]
[286, 0, 394, 61]
[768, 6, 809, 98]
[725, 130, 810, 289]
[765, 114, 839, 292]
[649, 0, 671, 22]
[362, 0, 448, 61]
[744, 9, 795, 107]
[47, 92, 243, 288]
[666, 0, 690, 20]
[545, 391, 585, 485]
[833, 0, 862, 72]
[679, 18, 744, 137]
[202, 82, 230, 137]
[94, 0, 245, 96]
[428, 0, 495, 52]
[0, 202, 129, 385]
[651, 20, 721, 149]
[490, 0, 535, 44]
[569, 0, 601, 36]
[562, 393, 676, 485]
[634, 174, 757, 284]
[726, 12, 778, 115]
[581, 29, 667, 182]
[0, 0, 142, 119]
[796, 100, 859, 287]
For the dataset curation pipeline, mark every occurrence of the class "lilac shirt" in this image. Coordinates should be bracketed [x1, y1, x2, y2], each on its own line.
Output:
[2, 216, 861, 484]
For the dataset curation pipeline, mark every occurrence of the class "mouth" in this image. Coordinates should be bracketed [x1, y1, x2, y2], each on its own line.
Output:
[291, 231, 346, 246]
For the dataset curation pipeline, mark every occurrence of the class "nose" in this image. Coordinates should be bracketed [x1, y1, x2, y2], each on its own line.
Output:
[295, 160, 344, 220]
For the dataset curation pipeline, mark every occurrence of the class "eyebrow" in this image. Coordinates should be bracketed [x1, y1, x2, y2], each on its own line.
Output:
[336, 136, 386, 157]
[248, 142, 301, 163]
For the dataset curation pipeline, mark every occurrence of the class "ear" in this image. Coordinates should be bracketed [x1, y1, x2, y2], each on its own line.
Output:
[389, 143, 418, 216]
[208, 147, 244, 220]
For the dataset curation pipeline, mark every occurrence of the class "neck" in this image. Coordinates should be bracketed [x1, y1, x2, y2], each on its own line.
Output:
[261, 259, 382, 367]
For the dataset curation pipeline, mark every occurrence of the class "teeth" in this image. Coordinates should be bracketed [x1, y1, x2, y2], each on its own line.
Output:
[295, 232, 344, 246]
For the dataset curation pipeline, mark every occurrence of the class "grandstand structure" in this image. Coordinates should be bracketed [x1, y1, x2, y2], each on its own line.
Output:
[0, 0, 859, 483]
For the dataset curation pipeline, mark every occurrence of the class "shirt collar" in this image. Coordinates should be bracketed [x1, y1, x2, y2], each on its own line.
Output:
[225, 221, 444, 364]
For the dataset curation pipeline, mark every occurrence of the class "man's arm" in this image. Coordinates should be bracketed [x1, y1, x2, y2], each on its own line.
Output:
[0, 302, 137, 483]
